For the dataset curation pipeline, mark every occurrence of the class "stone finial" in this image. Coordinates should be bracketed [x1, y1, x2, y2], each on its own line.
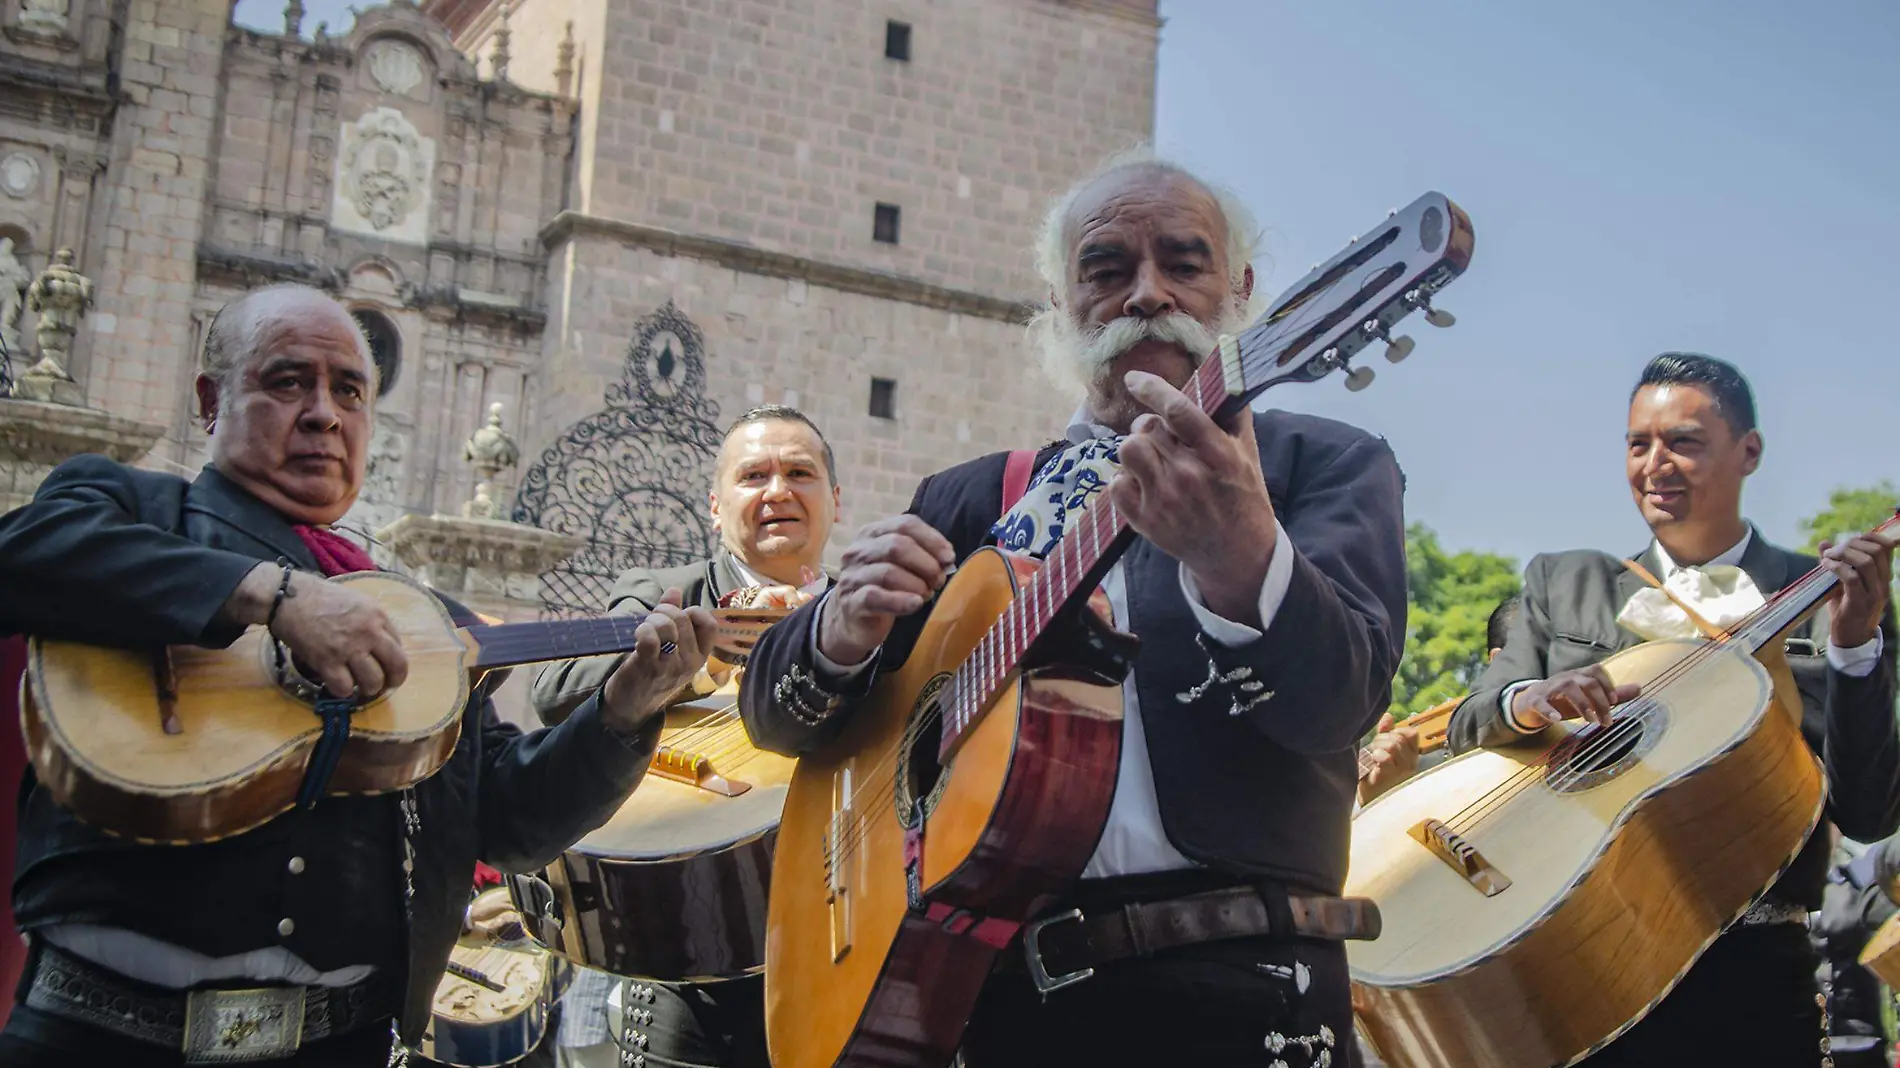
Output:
[490, 1, 513, 83]
[13, 248, 91, 406]
[555, 21, 576, 97]
[462, 401, 521, 518]
[283, 0, 305, 36]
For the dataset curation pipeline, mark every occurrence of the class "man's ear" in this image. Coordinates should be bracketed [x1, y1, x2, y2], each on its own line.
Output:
[1240, 264, 1254, 304]
[1740, 428, 1763, 477]
[707, 488, 722, 530]
[194, 374, 220, 433]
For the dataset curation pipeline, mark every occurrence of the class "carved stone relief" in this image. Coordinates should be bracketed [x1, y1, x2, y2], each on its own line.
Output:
[365, 38, 426, 97]
[0, 154, 40, 199]
[331, 107, 435, 245]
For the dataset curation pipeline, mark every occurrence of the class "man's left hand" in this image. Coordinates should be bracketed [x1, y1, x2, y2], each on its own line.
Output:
[1822, 532, 1895, 649]
[1358, 713, 1421, 805]
[600, 587, 718, 735]
[1111, 370, 1278, 627]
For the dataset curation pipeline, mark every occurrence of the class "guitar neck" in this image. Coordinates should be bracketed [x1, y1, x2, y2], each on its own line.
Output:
[1728, 512, 1900, 655]
[940, 357, 1253, 752]
[464, 615, 654, 671]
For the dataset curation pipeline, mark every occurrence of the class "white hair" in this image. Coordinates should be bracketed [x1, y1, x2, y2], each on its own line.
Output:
[200, 284, 376, 414]
[1027, 149, 1266, 397]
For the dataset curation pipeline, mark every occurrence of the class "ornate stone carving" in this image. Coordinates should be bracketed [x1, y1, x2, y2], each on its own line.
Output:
[14, 248, 90, 405]
[17, 0, 69, 37]
[0, 238, 29, 360]
[0, 153, 40, 199]
[555, 22, 576, 97]
[462, 401, 521, 519]
[0, 399, 164, 512]
[365, 38, 425, 97]
[332, 107, 435, 245]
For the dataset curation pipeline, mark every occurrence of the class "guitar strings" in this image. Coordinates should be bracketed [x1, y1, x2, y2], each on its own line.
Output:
[1438, 559, 1842, 836]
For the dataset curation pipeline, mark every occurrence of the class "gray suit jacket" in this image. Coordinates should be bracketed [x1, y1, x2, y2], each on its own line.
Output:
[1448, 530, 1900, 907]
[529, 552, 748, 725]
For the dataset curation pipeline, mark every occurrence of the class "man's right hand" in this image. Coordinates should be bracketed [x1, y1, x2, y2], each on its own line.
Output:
[817, 515, 956, 666]
[267, 569, 409, 699]
[1509, 665, 1640, 729]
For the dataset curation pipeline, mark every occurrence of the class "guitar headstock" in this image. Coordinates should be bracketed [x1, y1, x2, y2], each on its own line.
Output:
[1213, 193, 1473, 406]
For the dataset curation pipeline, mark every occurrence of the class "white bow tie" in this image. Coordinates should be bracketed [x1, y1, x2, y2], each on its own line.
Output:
[1616, 563, 1766, 642]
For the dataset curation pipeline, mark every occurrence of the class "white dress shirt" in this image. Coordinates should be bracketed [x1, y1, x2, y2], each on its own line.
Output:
[1502, 528, 1882, 733]
[816, 411, 1293, 878]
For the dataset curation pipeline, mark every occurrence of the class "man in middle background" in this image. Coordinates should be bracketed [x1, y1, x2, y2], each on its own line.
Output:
[531, 403, 842, 1068]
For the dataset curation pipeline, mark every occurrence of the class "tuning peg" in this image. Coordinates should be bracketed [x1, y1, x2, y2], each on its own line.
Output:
[1344, 366, 1376, 392]
[1388, 207, 1398, 218]
[1383, 335, 1415, 363]
[1424, 307, 1456, 328]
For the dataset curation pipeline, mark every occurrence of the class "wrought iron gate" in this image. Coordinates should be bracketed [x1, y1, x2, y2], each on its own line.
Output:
[513, 301, 723, 617]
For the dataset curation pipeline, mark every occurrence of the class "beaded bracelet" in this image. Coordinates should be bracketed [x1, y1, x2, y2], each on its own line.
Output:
[265, 562, 294, 629]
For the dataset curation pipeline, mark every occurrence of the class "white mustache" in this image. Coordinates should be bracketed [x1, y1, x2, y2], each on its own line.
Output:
[1072, 312, 1223, 385]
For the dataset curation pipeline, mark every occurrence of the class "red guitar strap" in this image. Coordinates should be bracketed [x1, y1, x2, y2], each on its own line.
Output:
[996, 448, 1039, 546]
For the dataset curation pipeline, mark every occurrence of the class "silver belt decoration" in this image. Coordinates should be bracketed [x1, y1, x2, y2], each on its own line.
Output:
[616, 978, 658, 1068]
[1734, 900, 1810, 929]
[1265, 1022, 1337, 1068]
[182, 987, 306, 1063]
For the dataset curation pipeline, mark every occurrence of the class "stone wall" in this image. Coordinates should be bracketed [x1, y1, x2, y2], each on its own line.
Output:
[535, 230, 1071, 560]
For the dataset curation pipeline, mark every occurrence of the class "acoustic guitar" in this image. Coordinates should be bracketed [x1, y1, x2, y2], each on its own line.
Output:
[1345, 515, 1900, 1068]
[511, 684, 794, 982]
[764, 193, 1474, 1068]
[20, 570, 784, 844]
[412, 888, 561, 1068]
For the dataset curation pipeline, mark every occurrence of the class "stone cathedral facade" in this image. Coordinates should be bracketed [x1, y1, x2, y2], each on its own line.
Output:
[0, 0, 1158, 612]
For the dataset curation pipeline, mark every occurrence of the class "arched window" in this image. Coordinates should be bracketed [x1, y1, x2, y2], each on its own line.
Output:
[351, 307, 401, 397]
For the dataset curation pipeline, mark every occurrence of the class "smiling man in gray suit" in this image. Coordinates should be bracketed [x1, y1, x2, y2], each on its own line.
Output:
[1449, 352, 1900, 1066]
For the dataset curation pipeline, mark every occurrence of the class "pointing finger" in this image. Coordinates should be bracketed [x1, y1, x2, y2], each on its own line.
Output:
[1124, 370, 1218, 450]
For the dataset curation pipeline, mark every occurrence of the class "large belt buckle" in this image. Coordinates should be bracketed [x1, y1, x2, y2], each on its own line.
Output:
[182, 986, 306, 1063]
[1022, 908, 1093, 996]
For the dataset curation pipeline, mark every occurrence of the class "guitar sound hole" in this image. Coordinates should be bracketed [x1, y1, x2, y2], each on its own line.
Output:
[895, 674, 953, 827]
[1546, 702, 1665, 794]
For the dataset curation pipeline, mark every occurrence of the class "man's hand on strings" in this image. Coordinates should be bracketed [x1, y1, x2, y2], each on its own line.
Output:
[1510, 665, 1640, 730]
[1111, 370, 1278, 627]
[602, 587, 717, 733]
[231, 563, 409, 700]
[818, 516, 955, 667]
[1820, 532, 1895, 649]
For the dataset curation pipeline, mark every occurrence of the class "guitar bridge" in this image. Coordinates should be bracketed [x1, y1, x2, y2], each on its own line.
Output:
[649, 745, 751, 797]
[1410, 818, 1511, 897]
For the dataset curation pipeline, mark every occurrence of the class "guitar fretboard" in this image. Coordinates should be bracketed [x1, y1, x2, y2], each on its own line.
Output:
[465, 615, 655, 670]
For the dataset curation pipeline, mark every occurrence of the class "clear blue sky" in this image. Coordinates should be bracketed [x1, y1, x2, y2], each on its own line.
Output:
[1153, 0, 1900, 564]
[236, 0, 1899, 565]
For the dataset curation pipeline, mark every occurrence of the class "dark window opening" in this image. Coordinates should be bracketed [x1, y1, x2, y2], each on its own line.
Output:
[351, 308, 402, 397]
[873, 202, 901, 244]
[885, 20, 911, 61]
[869, 377, 897, 419]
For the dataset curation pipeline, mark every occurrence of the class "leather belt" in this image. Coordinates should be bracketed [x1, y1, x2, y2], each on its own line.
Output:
[1017, 886, 1381, 995]
[22, 941, 389, 1063]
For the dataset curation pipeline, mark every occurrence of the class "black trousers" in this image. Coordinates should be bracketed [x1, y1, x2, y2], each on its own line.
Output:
[959, 872, 1358, 1068]
[0, 1002, 395, 1066]
[1577, 924, 1825, 1067]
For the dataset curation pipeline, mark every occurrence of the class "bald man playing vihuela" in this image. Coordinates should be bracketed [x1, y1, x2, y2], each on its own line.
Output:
[0, 284, 714, 1065]
[738, 151, 1410, 1065]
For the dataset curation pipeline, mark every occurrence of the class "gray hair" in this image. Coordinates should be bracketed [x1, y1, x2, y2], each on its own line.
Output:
[1027, 149, 1266, 396]
[199, 284, 375, 414]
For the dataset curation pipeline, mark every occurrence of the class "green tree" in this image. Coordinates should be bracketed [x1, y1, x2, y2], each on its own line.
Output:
[1799, 482, 1899, 553]
[1391, 524, 1521, 720]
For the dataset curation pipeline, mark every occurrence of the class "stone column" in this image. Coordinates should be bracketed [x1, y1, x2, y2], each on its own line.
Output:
[376, 513, 580, 730]
[0, 398, 165, 513]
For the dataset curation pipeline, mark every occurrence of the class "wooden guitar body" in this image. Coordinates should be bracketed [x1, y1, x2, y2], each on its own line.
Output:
[765, 547, 1123, 1068]
[1860, 908, 1900, 989]
[22, 572, 469, 844]
[512, 692, 794, 981]
[415, 889, 559, 1067]
[1346, 638, 1824, 1068]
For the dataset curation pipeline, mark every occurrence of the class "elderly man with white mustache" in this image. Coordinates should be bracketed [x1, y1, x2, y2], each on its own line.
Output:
[739, 153, 1409, 1066]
